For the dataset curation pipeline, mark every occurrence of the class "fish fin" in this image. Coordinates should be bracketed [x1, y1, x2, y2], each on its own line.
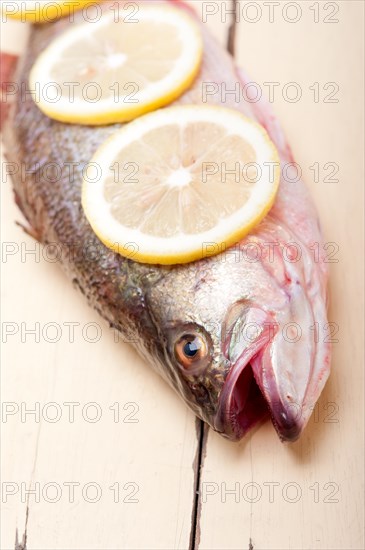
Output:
[11, 188, 42, 242]
[15, 220, 42, 242]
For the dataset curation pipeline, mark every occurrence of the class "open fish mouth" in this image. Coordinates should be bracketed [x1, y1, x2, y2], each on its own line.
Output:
[214, 354, 269, 441]
[215, 350, 304, 442]
[214, 306, 305, 442]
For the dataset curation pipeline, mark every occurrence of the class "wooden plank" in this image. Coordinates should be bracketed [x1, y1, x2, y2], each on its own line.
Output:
[197, 2, 364, 549]
[0, 4, 233, 549]
[187, 0, 232, 47]
[2, 2, 364, 549]
[0, 14, 200, 549]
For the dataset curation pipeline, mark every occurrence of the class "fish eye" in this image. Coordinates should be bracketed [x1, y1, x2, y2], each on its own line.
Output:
[174, 332, 210, 371]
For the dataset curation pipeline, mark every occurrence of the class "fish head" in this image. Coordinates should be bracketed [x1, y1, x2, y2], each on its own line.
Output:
[145, 223, 330, 442]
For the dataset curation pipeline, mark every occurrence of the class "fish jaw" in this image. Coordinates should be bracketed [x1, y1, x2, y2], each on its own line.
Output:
[215, 343, 310, 443]
[249, 316, 331, 442]
[249, 347, 306, 442]
[215, 274, 331, 442]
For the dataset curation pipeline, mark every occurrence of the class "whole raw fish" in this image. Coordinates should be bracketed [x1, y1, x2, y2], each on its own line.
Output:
[2, 0, 330, 441]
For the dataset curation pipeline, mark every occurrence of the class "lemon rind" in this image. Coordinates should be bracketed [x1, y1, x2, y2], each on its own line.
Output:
[82, 105, 281, 265]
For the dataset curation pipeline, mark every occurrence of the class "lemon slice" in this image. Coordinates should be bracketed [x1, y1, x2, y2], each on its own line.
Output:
[28, 4, 203, 125]
[1, 0, 96, 22]
[82, 105, 281, 265]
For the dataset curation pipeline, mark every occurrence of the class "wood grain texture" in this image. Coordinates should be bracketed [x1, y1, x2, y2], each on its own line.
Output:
[1, 2, 364, 549]
[197, 2, 364, 549]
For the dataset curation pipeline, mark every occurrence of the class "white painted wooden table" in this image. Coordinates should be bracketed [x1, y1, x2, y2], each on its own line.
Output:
[1, 2, 364, 549]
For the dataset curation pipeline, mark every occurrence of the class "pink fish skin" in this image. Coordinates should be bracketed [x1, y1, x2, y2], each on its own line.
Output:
[1, 0, 330, 442]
